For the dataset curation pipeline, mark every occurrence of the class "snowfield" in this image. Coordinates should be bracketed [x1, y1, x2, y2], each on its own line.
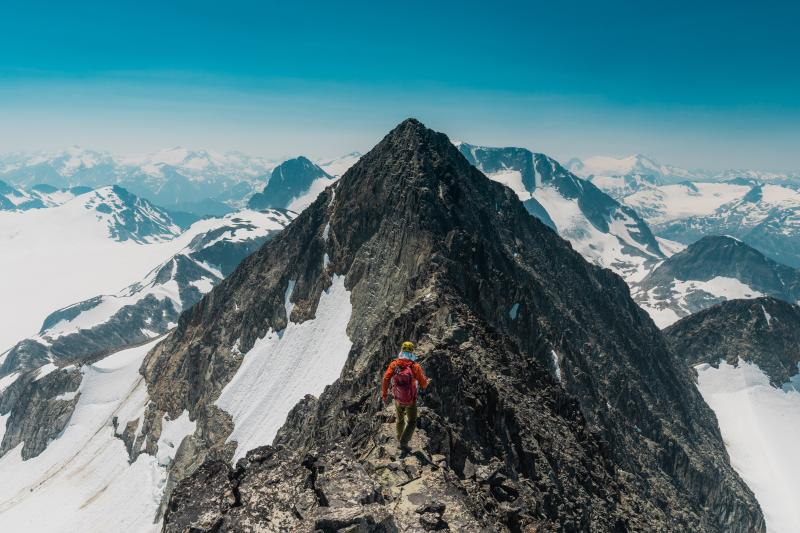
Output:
[636, 276, 765, 328]
[0, 196, 288, 353]
[624, 182, 751, 225]
[0, 192, 188, 352]
[0, 340, 167, 533]
[695, 361, 800, 533]
[216, 274, 353, 462]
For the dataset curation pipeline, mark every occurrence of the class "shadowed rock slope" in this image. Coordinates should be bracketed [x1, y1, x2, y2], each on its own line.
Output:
[665, 296, 800, 386]
[153, 120, 762, 532]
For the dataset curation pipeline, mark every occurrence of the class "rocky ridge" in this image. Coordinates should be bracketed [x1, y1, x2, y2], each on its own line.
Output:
[147, 120, 762, 531]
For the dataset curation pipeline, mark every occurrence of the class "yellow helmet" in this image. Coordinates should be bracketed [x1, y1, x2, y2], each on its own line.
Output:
[401, 341, 415, 352]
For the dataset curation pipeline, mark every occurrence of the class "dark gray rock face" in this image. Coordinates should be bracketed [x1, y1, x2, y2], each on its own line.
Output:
[664, 297, 800, 387]
[156, 120, 763, 532]
[634, 236, 800, 322]
[458, 143, 537, 190]
[0, 367, 81, 459]
[248, 156, 331, 210]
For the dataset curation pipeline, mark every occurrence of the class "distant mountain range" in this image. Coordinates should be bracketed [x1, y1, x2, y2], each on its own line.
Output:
[0, 185, 286, 353]
[0, 122, 777, 532]
[1, 208, 292, 380]
[633, 236, 800, 326]
[0, 147, 360, 217]
[569, 155, 800, 270]
[458, 143, 666, 281]
[569, 154, 800, 193]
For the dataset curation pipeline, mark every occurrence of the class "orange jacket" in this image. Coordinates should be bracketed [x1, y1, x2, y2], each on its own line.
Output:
[381, 358, 428, 400]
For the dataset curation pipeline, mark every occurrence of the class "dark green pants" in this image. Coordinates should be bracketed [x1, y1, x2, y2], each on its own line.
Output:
[395, 401, 418, 445]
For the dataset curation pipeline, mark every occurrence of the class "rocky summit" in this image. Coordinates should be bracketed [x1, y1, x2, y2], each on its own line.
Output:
[154, 119, 763, 532]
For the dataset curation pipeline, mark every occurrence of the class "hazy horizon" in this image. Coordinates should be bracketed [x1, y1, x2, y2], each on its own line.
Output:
[2, 1, 799, 172]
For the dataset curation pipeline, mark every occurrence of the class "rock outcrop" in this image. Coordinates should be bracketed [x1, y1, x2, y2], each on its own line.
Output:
[0, 366, 81, 459]
[154, 119, 763, 532]
[664, 296, 800, 386]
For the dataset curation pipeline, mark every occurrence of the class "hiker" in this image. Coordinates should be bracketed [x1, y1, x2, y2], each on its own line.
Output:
[381, 341, 429, 451]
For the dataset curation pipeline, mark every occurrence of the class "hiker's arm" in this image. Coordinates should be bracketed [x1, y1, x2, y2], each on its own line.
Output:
[413, 363, 429, 389]
[381, 362, 395, 400]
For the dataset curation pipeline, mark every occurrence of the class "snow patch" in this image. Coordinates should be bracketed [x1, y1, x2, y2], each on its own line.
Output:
[190, 277, 215, 294]
[284, 280, 296, 320]
[54, 390, 79, 402]
[509, 303, 520, 320]
[0, 372, 19, 393]
[156, 410, 196, 466]
[761, 305, 773, 327]
[0, 413, 9, 444]
[550, 350, 562, 383]
[34, 363, 58, 381]
[286, 176, 338, 213]
[0, 340, 164, 532]
[216, 275, 353, 462]
[695, 361, 800, 533]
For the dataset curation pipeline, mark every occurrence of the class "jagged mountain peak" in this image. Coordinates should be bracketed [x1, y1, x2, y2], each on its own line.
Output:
[146, 119, 762, 532]
[248, 155, 331, 211]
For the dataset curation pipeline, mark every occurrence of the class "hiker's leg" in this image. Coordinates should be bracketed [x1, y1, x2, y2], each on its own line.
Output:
[400, 402, 418, 445]
[395, 402, 406, 441]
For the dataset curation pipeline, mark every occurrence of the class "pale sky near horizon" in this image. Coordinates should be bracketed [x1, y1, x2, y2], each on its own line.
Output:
[1, 0, 798, 171]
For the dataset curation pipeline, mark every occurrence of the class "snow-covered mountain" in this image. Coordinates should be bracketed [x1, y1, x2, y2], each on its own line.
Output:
[458, 143, 666, 281]
[665, 297, 800, 532]
[0, 120, 765, 532]
[622, 180, 753, 225]
[656, 184, 800, 268]
[316, 151, 360, 178]
[576, 156, 800, 270]
[633, 236, 800, 327]
[0, 147, 277, 216]
[0, 209, 292, 377]
[573, 154, 800, 199]
[0, 180, 91, 211]
[0, 186, 198, 352]
[248, 156, 334, 213]
[0, 148, 365, 218]
[568, 154, 703, 196]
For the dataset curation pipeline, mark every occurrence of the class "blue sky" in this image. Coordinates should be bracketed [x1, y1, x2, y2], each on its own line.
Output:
[1, 0, 798, 170]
